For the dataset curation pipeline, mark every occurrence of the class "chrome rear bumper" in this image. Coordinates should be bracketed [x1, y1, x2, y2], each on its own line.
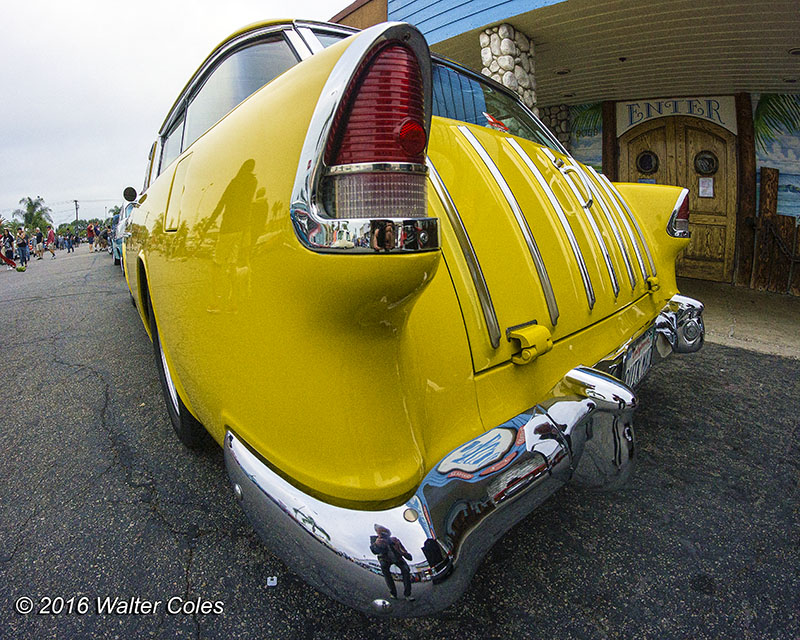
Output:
[224, 294, 704, 616]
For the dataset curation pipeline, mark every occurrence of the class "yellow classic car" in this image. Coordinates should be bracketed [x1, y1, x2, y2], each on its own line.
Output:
[122, 20, 704, 616]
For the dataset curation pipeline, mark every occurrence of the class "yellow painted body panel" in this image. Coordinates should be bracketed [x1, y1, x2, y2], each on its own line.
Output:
[125, 26, 689, 508]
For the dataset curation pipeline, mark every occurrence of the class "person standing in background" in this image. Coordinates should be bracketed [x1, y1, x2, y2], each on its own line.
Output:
[16, 228, 30, 269]
[34, 227, 44, 260]
[87, 224, 95, 252]
[2, 229, 15, 270]
[45, 225, 56, 259]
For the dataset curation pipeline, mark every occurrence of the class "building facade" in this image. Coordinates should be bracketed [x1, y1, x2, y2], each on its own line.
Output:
[331, 0, 800, 293]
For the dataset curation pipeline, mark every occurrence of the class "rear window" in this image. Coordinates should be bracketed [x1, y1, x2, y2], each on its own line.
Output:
[432, 63, 561, 152]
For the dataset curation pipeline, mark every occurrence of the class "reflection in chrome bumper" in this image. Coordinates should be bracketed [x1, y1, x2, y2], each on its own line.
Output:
[595, 294, 705, 382]
[225, 368, 637, 616]
[655, 294, 704, 355]
[224, 293, 704, 616]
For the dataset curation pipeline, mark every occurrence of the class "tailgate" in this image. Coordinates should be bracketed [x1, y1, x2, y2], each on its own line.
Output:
[428, 117, 656, 372]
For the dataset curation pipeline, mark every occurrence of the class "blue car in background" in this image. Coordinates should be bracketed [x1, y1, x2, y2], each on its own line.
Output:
[112, 202, 135, 269]
[109, 214, 120, 263]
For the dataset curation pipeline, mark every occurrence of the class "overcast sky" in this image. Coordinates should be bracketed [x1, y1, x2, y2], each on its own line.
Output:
[0, 0, 348, 227]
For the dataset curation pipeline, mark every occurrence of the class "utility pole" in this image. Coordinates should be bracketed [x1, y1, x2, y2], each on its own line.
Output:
[74, 200, 79, 224]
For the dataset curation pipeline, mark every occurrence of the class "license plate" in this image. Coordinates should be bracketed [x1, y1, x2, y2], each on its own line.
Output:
[624, 327, 655, 388]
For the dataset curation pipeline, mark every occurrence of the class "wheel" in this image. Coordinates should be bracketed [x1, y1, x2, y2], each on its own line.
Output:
[147, 297, 209, 448]
[114, 256, 121, 265]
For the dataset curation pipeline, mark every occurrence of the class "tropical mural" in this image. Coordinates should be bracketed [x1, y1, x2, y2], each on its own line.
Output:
[564, 95, 800, 219]
[569, 102, 602, 170]
[753, 94, 800, 219]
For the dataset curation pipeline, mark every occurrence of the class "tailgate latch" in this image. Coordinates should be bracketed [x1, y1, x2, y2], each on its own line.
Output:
[508, 324, 553, 365]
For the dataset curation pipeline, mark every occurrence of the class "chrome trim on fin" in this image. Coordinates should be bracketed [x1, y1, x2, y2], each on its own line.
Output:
[457, 125, 559, 327]
[541, 148, 619, 298]
[590, 168, 650, 281]
[505, 138, 596, 311]
[428, 160, 502, 348]
[289, 22, 439, 254]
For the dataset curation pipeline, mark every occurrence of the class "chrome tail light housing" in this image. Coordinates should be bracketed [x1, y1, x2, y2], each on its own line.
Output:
[290, 23, 439, 253]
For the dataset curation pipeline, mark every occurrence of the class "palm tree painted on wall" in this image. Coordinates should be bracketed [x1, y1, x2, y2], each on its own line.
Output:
[13, 196, 53, 231]
[569, 102, 602, 140]
[753, 94, 800, 153]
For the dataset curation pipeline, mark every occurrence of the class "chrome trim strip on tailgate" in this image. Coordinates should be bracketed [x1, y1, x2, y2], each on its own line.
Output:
[580, 168, 638, 291]
[428, 159, 502, 348]
[589, 167, 650, 281]
[505, 138, 596, 311]
[458, 125, 559, 327]
[540, 148, 620, 298]
[596, 171, 657, 277]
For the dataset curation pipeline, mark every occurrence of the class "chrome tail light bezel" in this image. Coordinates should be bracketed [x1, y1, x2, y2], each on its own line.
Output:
[667, 188, 691, 238]
[290, 22, 439, 254]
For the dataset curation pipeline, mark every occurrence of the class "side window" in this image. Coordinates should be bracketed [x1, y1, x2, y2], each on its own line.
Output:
[142, 141, 158, 192]
[310, 30, 349, 48]
[160, 117, 184, 173]
[183, 36, 298, 150]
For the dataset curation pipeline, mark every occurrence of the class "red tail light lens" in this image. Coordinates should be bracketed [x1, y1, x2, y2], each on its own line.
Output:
[676, 194, 690, 222]
[322, 43, 429, 220]
[326, 45, 427, 165]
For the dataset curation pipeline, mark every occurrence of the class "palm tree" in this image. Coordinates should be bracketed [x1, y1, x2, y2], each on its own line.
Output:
[754, 94, 800, 153]
[13, 196, 53, 231]
[570, 102, 602, 140]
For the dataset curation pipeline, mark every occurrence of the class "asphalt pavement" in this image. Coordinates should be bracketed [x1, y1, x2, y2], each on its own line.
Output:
[0, 248, 797, 639]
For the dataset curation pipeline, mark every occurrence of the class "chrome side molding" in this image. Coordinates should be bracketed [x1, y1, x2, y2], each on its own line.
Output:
[224, 366, 636, 617]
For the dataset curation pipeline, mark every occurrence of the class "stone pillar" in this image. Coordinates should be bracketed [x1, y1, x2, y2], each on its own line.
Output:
[479, 24, 537, 116]
[539, 105, 571, 151]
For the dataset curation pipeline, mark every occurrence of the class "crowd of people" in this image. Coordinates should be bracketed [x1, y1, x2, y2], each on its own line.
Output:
[1, 223, 113, 271]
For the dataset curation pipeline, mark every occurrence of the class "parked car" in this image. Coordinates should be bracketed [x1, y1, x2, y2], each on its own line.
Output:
[113, 204, 135, 270]
[122, 20, 704, 616]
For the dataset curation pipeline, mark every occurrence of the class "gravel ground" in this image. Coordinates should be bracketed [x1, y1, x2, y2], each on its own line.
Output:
[0, 249, 797, 639]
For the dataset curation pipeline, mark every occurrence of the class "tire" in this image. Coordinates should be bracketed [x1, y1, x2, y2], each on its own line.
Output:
[114, 256, 121, 265]
[147, 296, 209, 448]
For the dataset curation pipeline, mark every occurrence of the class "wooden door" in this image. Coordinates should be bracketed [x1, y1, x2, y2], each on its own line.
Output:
[620, 116, 737, 282]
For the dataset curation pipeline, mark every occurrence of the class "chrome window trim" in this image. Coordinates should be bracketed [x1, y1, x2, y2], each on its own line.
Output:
[326, 162, 428, 176]
[590, 167, 650, 281]
[581, 168, 638, 291]
[541, 148, 619, 298]
[158, 26, 302, 138]
[596, 172, 658, 277]
[428, 160, 501, 348]
[159, 115, 186, 176]
[285, 29, 314, 60]
[458, 125, 559, 327]
[505, 138, 595, 311]
[296, 26, 325, 53]
[289, 22, 439, 254]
